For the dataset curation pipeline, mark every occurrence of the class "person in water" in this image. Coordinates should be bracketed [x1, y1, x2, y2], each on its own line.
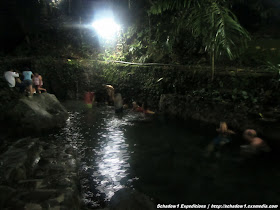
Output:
[104, 84, 115, 105]
[142, 101, 155, 114]
[214, 121, 235, 145]
[132, 101, 143, 112]
[241, 129, 271, 157]
[206, 121, 235, 157]
[84, 91, 95, 108]
[132, 101, 155, 114]
[114, 93, 123, 113]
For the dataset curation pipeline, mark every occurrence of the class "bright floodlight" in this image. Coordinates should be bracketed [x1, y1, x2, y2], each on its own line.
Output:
[92, 18, 120, 39]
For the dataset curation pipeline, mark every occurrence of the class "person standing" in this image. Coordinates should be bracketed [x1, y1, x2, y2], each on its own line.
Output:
[84, 91, 95, 108]
[4, 69, 19, 88]
[104, 84, 115, 105]
[114, 93, 123, 113]
[22, 67, 34, 97]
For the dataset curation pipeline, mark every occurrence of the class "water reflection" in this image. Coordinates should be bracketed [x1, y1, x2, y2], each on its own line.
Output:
[48, 104, 150, 207]
[64, 112, 84, 151]
[93, 116, 130, 200]
[46, 103, 280, 207]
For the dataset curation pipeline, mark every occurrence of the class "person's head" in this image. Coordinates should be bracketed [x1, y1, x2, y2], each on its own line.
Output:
[34, 73, 39, 77]
[220, 122, 228, 132]
[132, 101, 138, 109]
[247, 131, 256, 138]
[243, 129, 257, 142]
[24, 67, 30, 71]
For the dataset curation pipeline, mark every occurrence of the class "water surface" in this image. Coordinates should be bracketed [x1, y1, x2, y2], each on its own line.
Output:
[46, 101, 280, 208]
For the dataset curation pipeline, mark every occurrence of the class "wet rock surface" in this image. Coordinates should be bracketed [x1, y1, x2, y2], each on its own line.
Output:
[0, 137, 80, 210]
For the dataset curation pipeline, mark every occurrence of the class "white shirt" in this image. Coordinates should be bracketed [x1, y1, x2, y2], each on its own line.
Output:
[4, 71, 19, 87]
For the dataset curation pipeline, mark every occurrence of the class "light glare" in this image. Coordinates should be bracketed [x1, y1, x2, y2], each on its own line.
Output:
[92, 18, 120, 39]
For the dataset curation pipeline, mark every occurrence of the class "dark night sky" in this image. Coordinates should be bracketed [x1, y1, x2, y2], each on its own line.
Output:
[0, 0, 280, 53]
[0, 0, 130, 52]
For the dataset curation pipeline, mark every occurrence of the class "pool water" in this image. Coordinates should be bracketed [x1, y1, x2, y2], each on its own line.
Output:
[46, 101, 280, 208]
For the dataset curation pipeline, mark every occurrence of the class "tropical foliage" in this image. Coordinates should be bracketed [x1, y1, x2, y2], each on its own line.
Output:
[148, 0, 251, 80]
[1, 0, 279, 77]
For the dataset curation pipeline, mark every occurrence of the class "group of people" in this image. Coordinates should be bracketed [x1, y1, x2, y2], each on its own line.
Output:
[84, 84, 155, 114]
[206, 121, 270, 158]
[4, 68, 46, 97]
[105, 84, 155, 114]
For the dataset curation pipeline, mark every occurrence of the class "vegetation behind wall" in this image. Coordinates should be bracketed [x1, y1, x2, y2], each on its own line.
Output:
[0, 57, 279, 108]
[2, 57, 279, 111]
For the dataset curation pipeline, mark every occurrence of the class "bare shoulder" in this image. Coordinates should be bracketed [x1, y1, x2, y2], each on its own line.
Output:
[228, 129, 235, 134]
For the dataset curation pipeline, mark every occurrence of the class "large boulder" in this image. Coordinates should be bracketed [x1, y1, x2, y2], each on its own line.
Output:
[7, 93, 68, 133]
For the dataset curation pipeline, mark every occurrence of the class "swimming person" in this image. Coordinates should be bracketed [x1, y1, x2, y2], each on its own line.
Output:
[214, 122, 235, 145]
[132, 101, 155, 114]
[206, 121, 235, 157]
[132, 101, 144, 112]
[142, 101, 155, 114]
[241, 129, 271, 157]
